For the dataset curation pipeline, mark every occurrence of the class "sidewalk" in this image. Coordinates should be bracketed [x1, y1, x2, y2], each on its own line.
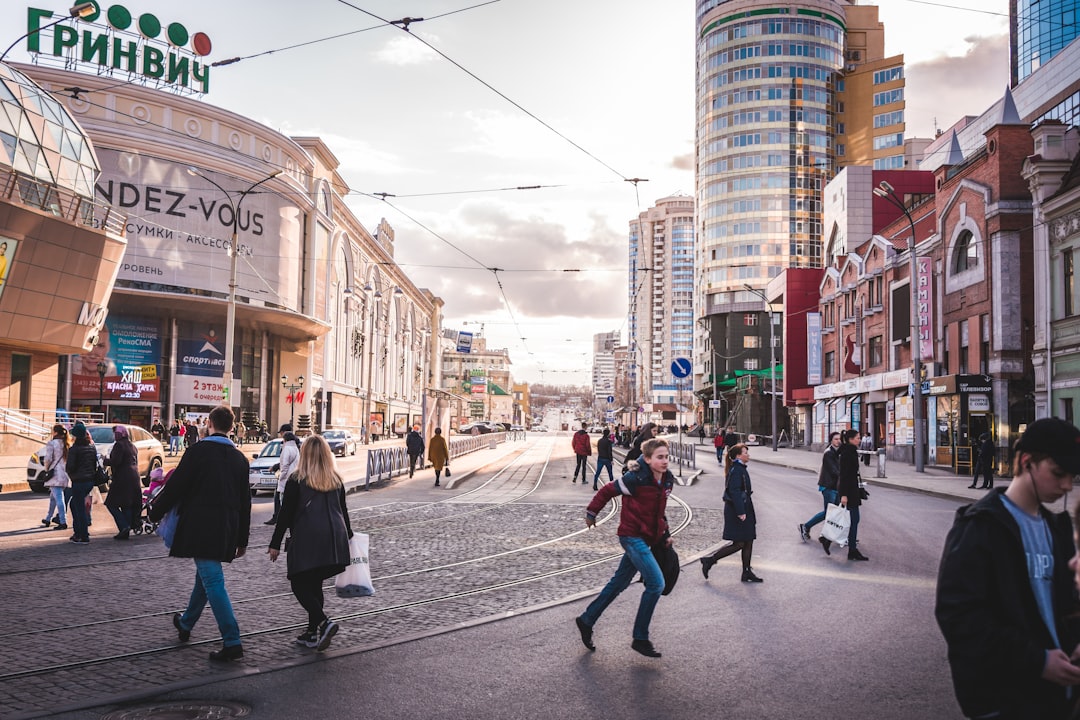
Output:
[691, 442, 996, 504]
[0, 434, 524, 494]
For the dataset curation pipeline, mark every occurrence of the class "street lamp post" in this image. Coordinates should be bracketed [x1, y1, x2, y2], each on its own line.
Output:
[187, 167, 282, 408]
[280, 374, 304, 430]
[362, 284, 382, 444]
[0, 3, 95, 63]
[96, 360, 106, 417]
[873, 180, 925, 473]
[744, 285, 778, 452]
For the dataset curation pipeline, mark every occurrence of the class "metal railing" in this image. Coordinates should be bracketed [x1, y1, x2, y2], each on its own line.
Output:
[363, 432, 509, 489]
[0, 407, 104, 440]
[0, 168, 126, 236]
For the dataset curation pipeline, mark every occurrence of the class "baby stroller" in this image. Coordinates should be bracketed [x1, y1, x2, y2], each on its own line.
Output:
[137, 468, 171, 535]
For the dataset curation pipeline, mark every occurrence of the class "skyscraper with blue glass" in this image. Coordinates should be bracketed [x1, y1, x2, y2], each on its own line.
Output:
[1011, 0, 1080, 86]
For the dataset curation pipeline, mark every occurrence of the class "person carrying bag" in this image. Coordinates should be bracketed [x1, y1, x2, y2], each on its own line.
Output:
[268, 435, 353, 652]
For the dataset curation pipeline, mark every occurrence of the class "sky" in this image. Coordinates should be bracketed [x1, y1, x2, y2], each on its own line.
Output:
[5, 0, 1012, 385]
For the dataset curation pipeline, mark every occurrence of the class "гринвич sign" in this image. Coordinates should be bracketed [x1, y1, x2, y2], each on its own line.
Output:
[25, 3, 212, 94]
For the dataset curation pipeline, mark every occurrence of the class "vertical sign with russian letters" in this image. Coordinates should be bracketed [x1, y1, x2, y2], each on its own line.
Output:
[917, 256, 935, 362]
[806, 312, 822, 385]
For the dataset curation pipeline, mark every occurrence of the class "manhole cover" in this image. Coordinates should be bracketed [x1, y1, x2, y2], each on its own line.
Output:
[101, 701, 251, 720]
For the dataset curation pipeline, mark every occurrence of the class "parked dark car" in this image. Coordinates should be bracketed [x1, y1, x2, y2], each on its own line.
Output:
[323, 429, 356, 456]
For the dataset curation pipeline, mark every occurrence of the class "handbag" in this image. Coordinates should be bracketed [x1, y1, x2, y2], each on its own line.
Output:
[821, 503, 850, 545]
[444, 465, 451, 478]
[93, 460, 110, 490]
[335, 533, 375, 597]
[156, 508, 179, 548]
[651, 541, 680, 596]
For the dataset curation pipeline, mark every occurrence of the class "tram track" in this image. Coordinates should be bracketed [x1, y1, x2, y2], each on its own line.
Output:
[0, 442, 695, 699]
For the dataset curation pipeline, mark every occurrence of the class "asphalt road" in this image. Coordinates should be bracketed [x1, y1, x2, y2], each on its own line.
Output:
[3, 436, 966, 720]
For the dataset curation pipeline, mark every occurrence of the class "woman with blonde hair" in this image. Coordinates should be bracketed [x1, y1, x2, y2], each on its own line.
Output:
[268, 435, 353, 651]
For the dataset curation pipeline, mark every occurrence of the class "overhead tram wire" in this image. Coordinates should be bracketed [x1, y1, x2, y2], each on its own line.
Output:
[208, 0, 503, 67]
[335, 0, 639, 184]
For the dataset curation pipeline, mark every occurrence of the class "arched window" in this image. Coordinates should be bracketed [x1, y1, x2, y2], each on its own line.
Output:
[952, 230, 978, 273]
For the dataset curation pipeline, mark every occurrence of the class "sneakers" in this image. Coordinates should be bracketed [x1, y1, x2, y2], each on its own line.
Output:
[172, 612, 191, 642]
[798, 523, 810, 542]
[819, 536, 832, 556]
[741, 568, 764, 583]
[314, 620, 338, 651]
[630, 638, 662, 658]
[209, 644, 244, 662]
[575, 617, 595, 651]
[296, 629, 318, 647]
[848, 549, 869, 561]
[700, 557, 714, 580]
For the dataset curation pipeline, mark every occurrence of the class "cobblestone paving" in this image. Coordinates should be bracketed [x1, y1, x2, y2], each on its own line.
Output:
[0, 468, 721, 719]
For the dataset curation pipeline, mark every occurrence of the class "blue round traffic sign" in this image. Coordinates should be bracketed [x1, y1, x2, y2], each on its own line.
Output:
[671, 357, 692, 378]
[607, 395, 615, 404]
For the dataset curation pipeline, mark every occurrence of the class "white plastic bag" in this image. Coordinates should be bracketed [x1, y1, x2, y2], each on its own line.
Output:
[821, 503, 850, 546]
[335, 533, 374, 598]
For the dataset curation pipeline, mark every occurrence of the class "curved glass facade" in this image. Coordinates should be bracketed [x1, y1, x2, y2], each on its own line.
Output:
[0, 63, 99, 198]
[1012, 0, 1080, 85]
[696, 2, 842, 302]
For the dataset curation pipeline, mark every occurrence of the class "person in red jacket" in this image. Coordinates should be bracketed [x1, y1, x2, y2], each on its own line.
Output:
[574, 438, 675, 659]
[571, 423, 592, 484]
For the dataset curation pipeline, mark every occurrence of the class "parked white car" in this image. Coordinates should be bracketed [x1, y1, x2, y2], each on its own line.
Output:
[248, 438, 284, 496]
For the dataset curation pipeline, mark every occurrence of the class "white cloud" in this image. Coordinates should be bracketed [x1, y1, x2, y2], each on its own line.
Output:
[372, 34, 440, 66]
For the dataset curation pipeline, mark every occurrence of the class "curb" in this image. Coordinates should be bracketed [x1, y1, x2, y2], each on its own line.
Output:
[743, 456, 975, 504]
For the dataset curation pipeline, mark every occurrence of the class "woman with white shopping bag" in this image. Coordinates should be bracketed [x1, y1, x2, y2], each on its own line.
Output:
[823, 429, 869, 561]
[267, 435, 354, 651]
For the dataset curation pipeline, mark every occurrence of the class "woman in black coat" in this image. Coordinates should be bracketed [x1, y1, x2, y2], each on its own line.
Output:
[700, 443, 762, 583]
[65, 421, 98, 544]
[625, 422, 657, 466]
[269, 435, 354, 652]
[833, 429, 869, 561]
[103, 425, 142, 540]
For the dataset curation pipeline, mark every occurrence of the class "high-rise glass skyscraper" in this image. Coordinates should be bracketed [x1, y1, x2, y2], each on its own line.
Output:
[694, 0, 904, 430]
[1011, 0, 1080, 86]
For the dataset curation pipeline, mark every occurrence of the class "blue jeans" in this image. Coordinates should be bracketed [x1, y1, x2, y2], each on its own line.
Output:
[178, 559, 242, 647]
[169, 436, 181, 454]
[46, 486, 67, 524]
[579, 536, 664, 641]
[593, 458, 613, 486]
[848, 506, 861, 550]
[804, 487, 839, 531]
[66, 481, 93, 540]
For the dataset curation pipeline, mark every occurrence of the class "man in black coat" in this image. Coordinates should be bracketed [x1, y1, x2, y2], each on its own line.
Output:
[149, 405, 251, 662]
[936, 418, 1080, 719]
[405, 424, 425, 478]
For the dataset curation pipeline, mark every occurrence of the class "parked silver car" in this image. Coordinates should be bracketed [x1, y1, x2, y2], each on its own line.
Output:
[27, 423, 165, 493]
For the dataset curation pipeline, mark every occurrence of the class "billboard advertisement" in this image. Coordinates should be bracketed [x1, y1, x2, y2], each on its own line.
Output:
[806, 312, 822, 385]
[173, 329, 228, 406]
[93, 149, 302, 312]
[71, 315, 161, 401]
